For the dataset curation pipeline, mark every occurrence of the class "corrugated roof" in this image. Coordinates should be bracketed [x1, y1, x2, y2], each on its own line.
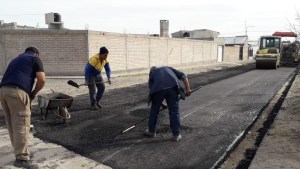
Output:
[224, 36, 247, 45]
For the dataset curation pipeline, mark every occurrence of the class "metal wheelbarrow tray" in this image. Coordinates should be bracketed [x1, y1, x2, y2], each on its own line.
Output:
[38, 92, 74, 124]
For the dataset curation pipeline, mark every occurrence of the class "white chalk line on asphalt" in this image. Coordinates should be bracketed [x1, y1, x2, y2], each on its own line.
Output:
[102, 138, 145, 163]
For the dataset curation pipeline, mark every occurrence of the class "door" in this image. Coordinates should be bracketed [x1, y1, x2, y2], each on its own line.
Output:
[239, 45, 243, 60]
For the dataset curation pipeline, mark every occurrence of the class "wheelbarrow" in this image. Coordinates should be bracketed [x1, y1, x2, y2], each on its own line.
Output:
[37, 92, 74, 124]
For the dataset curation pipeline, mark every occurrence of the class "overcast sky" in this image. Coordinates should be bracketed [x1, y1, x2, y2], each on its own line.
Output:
[0, 0, 299, 40]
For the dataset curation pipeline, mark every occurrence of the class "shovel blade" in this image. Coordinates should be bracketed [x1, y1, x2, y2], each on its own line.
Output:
[67, 80, 80, 88]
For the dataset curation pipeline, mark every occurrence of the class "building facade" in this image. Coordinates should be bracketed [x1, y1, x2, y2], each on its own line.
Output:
[223, 36, 249, 62]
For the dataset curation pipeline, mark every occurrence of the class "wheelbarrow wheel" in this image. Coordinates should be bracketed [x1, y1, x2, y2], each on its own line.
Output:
[59, 111, 66, 124]
[61, 118, 66, 124]
[40, 108, 48, 120]
[56, 107, 71, 124]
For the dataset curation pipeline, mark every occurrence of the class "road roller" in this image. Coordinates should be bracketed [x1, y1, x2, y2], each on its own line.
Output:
[255, 36, 281, 69]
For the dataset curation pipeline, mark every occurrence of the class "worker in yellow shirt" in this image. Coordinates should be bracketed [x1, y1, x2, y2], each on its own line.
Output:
[84, 47, 111, 110]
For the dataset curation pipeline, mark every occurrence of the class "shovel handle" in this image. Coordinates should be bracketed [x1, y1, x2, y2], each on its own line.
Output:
[191, 86, 202, 93]
[80, 81, 109, 86]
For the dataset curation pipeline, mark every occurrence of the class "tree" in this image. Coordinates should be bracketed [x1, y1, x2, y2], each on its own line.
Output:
[287, 9, 300, 41]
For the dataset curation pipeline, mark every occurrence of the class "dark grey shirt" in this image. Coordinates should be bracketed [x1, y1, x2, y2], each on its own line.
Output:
[148, 66, 186, 95]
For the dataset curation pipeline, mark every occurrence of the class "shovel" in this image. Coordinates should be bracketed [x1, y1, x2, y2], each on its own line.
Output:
[67, 80, 108, 88]
[120, 86, 202, 134]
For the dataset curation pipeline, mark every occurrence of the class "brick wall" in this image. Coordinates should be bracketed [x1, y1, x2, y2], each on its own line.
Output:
[150, 38, 168, 66]
[87, 31, 219, 73]
[0, 29, 88, 75]
[223, 45, 240, 62]
[166, 39, 182, 65]
[0, 30, 219, 76]
[242, 42, 249, 60]
[223, 43, 249, 62]
[0, 34, 4, 74]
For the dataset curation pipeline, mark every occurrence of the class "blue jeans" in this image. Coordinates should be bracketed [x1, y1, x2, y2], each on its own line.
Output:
[148, 86, 180, 136]
[88, 74, 105, 106]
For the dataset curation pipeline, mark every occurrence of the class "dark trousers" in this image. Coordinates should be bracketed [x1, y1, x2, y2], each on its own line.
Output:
[88, 74, 105, 106]
[148, 87, 180, 136]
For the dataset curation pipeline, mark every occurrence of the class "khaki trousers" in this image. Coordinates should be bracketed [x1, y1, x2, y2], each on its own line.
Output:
[0, 86, 31, 160]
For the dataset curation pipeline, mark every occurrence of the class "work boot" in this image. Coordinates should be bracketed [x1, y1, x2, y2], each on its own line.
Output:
[14, 159, 38, 169]
[91, 104, 99, 110]
[96, 102, 103, 108]
[144, 129, 156, 138]
[172, 134, 182, 141]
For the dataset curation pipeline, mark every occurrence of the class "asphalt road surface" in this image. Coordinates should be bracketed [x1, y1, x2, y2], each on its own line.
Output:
[0, 65, 296, 169]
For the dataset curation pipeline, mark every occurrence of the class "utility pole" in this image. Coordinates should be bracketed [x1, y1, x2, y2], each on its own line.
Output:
[245, 21, 254, 36]
[296, 16, 300, 40]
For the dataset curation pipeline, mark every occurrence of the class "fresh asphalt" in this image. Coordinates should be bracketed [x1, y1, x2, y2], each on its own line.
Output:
[25, 66, 295, 169]
[1, 62, 297, 169]
[92, 68, 295, 169]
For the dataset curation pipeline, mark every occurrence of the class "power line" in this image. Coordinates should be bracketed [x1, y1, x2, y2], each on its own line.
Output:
[219, 31, 245, 36]
[0, 13, 43, 16]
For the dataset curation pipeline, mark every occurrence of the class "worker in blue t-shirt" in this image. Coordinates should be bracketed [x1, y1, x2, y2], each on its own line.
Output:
[0, 47, 45, 169]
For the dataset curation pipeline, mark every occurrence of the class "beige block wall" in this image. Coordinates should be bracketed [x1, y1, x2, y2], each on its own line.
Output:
[150, 38, 168, 66]
[211, 43, 218, 61]
[87, 31, 127, 71]
[87, 32, 220, 73]
[181, 40, 194, 63]
[167, 39, 182, 65]
[243, 42, 249, 60]
[223, 44, 249, 62]
[0, 30, 220, 76]
[0, 30, 88, 75]
[126, 37, 150, 70]
[223, 45, 240, 62]
[0, 34, 5, 74]
[193, 42, 204, 62]
[202, 42, 213, 61]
